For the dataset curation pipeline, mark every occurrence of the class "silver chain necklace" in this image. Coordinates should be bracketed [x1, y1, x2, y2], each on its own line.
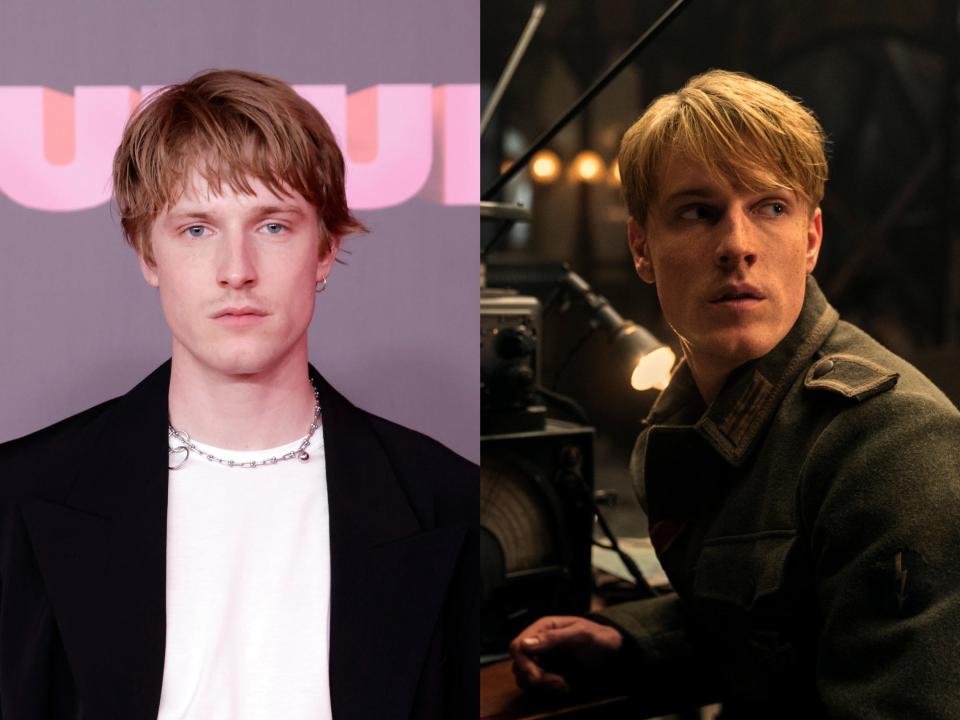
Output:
[167, 382, 321, 470]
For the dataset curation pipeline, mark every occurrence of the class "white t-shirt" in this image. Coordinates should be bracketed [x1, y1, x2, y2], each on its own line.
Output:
[157, 431, 331, 720]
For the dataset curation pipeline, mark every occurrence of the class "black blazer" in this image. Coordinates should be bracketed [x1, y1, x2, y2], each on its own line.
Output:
[0, 361, 478, 719]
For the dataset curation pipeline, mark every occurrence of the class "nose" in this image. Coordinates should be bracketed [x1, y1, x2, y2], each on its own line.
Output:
[217, 229, 258, 289]
[714, 209, 757, 271]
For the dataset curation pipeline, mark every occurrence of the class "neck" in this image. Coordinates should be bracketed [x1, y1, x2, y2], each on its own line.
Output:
[168, 343, 316, 451]
[681, 345, 738, 407]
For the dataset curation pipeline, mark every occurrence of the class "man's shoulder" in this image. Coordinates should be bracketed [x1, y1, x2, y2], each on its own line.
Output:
[356, 408, 478, 525]
[794, 318, 960, 499]
[807, 319, 958, 415]
[362, 409, 474, 467]
[0, 396, 121, 498]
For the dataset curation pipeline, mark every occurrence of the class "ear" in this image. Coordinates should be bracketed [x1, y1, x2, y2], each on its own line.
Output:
[139, 252, 160, 288]
[628, 218, 656, 284]
[317, 234, 342, 282]
[805, 206, 823, 274]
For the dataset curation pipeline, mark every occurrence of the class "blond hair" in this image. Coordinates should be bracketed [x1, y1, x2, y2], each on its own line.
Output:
[619, 69, 828, 222]
[113, 69, 366, 264]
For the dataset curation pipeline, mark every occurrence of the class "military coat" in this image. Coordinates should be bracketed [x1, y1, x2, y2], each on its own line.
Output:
[597, 277, 960, 718]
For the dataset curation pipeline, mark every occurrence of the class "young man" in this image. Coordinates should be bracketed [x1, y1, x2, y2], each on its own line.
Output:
[510, 70, 960, 717]
[0, 70, 477, 720]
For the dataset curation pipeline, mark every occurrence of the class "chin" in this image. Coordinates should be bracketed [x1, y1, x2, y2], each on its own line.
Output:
[201, 345, 288, 378]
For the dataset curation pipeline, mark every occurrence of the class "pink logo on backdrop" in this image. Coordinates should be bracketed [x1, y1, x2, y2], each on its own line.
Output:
[0, 84, 479, 211]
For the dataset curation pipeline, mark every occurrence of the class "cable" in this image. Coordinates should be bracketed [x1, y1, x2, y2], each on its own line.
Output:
[591, 495, 659, 598]
[482, 0, 693, 202]
[537, 386, 589, 424]
[559, 467, 660, 599]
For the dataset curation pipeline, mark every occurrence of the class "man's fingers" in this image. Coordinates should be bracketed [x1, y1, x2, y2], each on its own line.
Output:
[511, 641, 570, 693]
[509, 634, 540, 661]
[532, 670, 570, 693]
[511, 655, 568, 692]
[511, 647, 543, 684]
[509, 621, 567, 658]
[512, 629, 561, 656]
[508, 616, 610, 694]
[535, 624, 589, 651]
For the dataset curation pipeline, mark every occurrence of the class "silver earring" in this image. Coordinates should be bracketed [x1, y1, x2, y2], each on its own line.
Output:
[316, 276, 328, 293]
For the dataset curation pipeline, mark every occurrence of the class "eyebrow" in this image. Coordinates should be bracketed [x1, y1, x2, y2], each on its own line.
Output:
[661, 187, 720, 205]
[254, 204, 306, 217]
[661, 185, 792, 206]
[166, 204, 307, 222]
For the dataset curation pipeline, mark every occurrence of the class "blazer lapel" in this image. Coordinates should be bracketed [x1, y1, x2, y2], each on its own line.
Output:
[315, 369, 467, 720]
[18, 361, 463, 720]
[19, 362, 171, 720]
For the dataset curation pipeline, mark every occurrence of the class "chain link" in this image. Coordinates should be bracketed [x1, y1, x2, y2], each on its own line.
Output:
[168, 383, 321, 470]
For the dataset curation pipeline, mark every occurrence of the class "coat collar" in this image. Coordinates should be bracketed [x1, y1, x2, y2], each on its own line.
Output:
[19, 361, 463, 720]
[644, 275, 839, 466]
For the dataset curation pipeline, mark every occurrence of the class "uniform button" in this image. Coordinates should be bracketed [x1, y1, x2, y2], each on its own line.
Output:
[813, 359, 835, 379]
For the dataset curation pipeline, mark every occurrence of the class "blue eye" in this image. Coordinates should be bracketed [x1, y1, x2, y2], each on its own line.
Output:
[761, 202, 786, 216]
[186, 226, 207, 238]
[262, 222, 286, 235]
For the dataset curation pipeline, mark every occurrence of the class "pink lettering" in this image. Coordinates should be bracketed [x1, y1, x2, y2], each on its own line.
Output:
[0, 86, 139, 211]
[420, 84, 480, 205]
[292, 85, 349, 146]
[0, 84, 476, 212]
[344, 85, 433, 209]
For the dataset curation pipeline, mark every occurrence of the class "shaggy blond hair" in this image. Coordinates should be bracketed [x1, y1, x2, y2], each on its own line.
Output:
[113, 69, 366, 264]
[619, 69, 828, 222]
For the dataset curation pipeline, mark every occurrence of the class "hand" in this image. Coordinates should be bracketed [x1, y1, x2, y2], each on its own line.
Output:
[509, 616, 624, 693]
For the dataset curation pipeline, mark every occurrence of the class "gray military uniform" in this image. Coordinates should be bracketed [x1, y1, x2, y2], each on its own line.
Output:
[596, 276, 960, 718]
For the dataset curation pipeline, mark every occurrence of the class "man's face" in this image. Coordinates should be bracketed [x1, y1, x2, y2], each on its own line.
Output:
[629, 153, 822, 374]
[140, 170, 338, 378]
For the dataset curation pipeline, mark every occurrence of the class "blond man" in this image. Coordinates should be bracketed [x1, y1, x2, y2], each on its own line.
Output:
[511, 70, 960, 717]
[0, 70, 477, 720]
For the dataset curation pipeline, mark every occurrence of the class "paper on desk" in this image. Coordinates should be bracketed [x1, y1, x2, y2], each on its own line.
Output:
[591, 536, 669, 588]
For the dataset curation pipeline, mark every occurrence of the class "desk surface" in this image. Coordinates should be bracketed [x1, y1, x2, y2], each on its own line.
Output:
[481, 566, 674, 719]
[480, 659, 715, 720]
[480, 660, 633, 720]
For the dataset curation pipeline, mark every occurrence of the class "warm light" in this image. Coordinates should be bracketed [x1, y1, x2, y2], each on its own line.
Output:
[500, 159, 514, 174]
[530, 150, 561, 183]
[630, 346, 676, 391]
[572, 151, 604, 183]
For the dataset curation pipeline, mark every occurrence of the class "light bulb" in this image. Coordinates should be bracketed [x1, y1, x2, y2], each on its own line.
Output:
[630, 346, 676, 391]
[571, 151, 604, 183]
[530, 150, 561, 183]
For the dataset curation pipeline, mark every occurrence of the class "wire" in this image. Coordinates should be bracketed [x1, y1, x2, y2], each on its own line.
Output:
[537, 386, 589, 424]
[549, 323, 596, 389]
[560, 467, 660, 598]
[482, 0, 693, 201]
[591, 495, 659, 598]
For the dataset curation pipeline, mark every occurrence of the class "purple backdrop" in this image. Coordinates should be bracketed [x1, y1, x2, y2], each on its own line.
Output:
[0, 0, 479, 462]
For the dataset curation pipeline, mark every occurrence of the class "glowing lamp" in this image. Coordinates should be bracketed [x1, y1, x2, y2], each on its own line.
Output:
[530, 150, 561, 183]
[629, 344, 676, 391]
[571, 151, 604, 183]
[561, 269, 675, 392]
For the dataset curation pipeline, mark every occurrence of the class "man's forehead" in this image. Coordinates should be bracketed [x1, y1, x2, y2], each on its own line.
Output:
[656, 151, 794, 203]
[166, 165, 309, 213]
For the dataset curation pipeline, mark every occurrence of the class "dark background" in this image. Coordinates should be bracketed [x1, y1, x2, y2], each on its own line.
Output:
[482, 0, 960, 535]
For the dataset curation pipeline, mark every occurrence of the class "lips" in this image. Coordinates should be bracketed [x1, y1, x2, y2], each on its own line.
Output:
[211, 307, 269, 327]
[211, 306, 268, 319]
[710, 284, 765, 303]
